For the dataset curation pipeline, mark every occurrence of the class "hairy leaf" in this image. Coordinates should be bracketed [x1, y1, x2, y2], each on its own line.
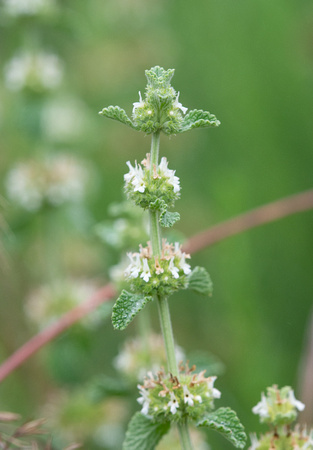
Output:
[123, 412, 170, 450]
[160, 211, 180, 228]
[187, 266, 213, 296]
[99, 105, 137, 129]
[112, 290, 153, 330]
[179, 109, 221, 133]
[197, 407, 246, 449]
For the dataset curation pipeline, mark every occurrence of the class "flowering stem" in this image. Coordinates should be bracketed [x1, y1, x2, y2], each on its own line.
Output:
[149, 130, 192, 448]
[177, 418, 193, 450]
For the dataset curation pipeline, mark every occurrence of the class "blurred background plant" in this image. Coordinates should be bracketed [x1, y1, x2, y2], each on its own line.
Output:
[0, 0, 313, 448]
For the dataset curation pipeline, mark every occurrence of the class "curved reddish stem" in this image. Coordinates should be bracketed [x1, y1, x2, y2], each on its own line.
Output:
[1, 189, 313, 383]
[182, 189, 313, 254]
[0, 284, 116, 383]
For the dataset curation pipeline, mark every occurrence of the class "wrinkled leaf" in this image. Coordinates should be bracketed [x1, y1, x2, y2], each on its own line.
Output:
[99, 105, 137, 129]
[112, 290, 153, 330]
[197, 407, 246, 449]
[160, 211, 180, 228]
[179, 109, 221, 133]
[123, 412, 170, 450]
[187, 266, 213, 296]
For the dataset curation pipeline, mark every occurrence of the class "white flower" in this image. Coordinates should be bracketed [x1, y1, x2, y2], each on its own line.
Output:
[179, 253, 191, 275]
[194, 395, 202, 403]
[158, 157, 180, 193]
[183, 385, 194, 406]
[167, 392, 179, 414]
[125, 253, 141, 279]
[132, 91, 145, 114]
[124, 161, 146, 193]
[207, 376, 221, 399]
[173, 92, 188, 114]
[167, 171, 180, 193]
[252, 393, 269, 418]
[140, 258, 151, 282]
[168, 257, 179, 279]
[288, 390, 305, 412]
[4, 51, 62, 91]
[249, 433, 260, 450]
[137, 385, 150, 416]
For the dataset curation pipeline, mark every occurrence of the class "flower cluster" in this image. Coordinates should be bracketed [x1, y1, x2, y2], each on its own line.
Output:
[252, 385, 305, 427]
[124, 240, 191, 296]
[4, 51, 63, 92]
[114, 334, 184, 382]
[25, 279, 101, 330]
[124, 153, 180, 211]
[131, 66, 188, 135]
[5, 154, 87, 211]
[249, 426, 313, 450]
[137, 363, 221, 423]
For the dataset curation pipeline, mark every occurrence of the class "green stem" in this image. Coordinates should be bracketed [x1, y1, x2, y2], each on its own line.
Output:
[177, 418, 193, 450]
[149, 131, 193, 449]
[157, 294, 177, 376]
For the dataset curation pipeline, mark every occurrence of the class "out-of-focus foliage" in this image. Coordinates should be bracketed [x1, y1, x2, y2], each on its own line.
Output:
[1, 0, 313, 448]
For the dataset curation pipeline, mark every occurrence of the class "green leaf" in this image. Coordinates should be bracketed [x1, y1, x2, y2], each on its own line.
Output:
[123, 412, 170, 450]
[99, 105, 138, 129]
[179, 109, 221, 133]
[145, 66, 175, 88]
[160, 211, 180, 228]
[112, 290, 153, 330]
[197, 407, 247, 449]
[187, 266, 213, 296]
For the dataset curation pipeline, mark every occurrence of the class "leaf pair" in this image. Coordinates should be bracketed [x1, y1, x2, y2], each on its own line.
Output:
[99, 106, 220, 134]
[123, 407, 246, 449]
[112, 266, 213, 331]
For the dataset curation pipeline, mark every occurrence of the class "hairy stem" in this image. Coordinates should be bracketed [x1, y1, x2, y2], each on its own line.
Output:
[149, 131, 192, 448]
[177, 418, 193, 450]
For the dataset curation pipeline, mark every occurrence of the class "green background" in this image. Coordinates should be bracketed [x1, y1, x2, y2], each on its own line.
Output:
[1, 0, 313, 448]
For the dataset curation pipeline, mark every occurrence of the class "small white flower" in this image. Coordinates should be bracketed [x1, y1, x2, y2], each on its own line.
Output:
[194, 395, 202, 403]
[168, 257, 179, 279]
[179, 253, 191, 275]
[124, 161, 136, 183]
[137, 385, 150, 416]
[140, 258, 151, 282]
[132, 91, 145, 114]
[173, 92, 188, 115]
[167, 392, 179, 414]
[125, 253, 142, 279]
[249, 433, 260, 450]
[288, 390, 305, 412]
[167, 171, 180, 193]
[252, 393, 269, 418]
[183, 385, 194, 406]
[207, 376, 221, 399]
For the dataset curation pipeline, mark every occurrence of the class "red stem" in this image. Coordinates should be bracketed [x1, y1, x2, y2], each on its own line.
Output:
[0, 284, 116, 383]
[1, 189, 313, 383]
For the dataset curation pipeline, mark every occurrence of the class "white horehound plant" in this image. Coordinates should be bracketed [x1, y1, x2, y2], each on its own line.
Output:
[100, 66, 247, 450]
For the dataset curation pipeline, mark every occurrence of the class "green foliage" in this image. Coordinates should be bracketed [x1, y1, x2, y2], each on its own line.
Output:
[123, 412, 170, 450]
[178, 109, 221, 133]
[160, 211, 180, 228]
[112, 290, 153, 330]
[187, 266, 213, 296]
[145, 66, 175, 89]
[99, 105, 137, 129]
[89, 375, 130, 402]
[197, 407, 247, 449]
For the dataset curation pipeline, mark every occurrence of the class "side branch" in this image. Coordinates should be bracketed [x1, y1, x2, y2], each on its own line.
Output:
[0, 284, 116, 383]
[183, 189, 313, 254]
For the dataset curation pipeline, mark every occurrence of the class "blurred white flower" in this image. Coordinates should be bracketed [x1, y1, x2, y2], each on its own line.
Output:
[5, 154, 87, 211]
[3, 0, 54, 16]
[25, 279, 100, 330]
[4, 51, 63, 92]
